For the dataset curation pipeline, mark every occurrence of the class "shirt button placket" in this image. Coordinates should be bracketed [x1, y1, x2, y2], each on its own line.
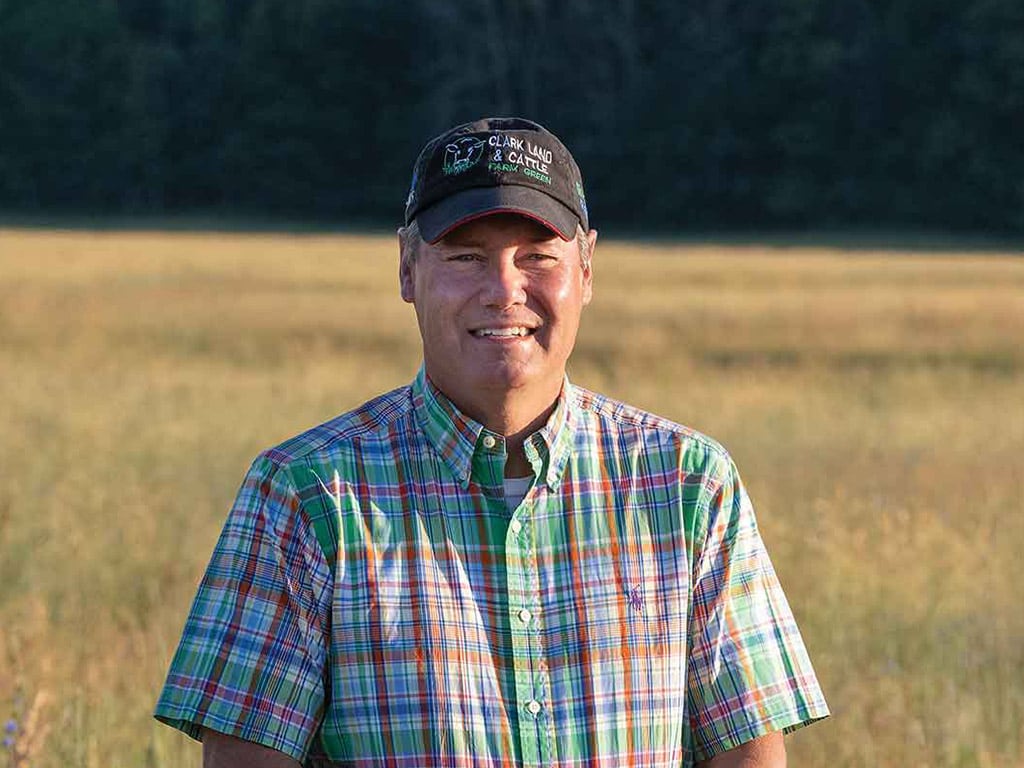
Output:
[507, 501, 551, 766]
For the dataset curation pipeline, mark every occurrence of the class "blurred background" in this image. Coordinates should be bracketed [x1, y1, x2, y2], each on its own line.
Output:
[1, 0, 1023, 233]
[1, 2, 1023, 767]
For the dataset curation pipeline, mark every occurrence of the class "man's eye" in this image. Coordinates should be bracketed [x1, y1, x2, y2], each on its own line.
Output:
[447, 253, 480, 262]
[526, 253, 556, 262]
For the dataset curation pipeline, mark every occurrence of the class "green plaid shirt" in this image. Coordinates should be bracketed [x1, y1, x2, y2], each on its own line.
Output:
[155, 368, 828, 766]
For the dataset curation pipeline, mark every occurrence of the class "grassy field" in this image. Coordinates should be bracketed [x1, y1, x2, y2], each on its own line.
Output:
[0, 227, 1021, 767]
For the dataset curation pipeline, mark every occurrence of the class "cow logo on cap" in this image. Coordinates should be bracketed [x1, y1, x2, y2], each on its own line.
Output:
[443, 137, 485, 175]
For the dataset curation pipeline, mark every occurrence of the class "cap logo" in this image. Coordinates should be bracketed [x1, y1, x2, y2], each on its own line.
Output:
[486, 132, 553, 185]
[443, 137, 485, 175]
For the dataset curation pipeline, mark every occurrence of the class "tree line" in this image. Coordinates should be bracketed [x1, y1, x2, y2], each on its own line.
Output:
[1, 0, 1022, 232]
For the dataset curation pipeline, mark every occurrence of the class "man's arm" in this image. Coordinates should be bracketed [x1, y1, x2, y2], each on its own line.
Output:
[697, 732, 786, 768]
[152, 455, 331, 764]
[202, 728, 302, 768]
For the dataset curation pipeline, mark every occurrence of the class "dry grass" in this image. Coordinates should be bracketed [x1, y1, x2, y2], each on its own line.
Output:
[0, 227, 1021, 767]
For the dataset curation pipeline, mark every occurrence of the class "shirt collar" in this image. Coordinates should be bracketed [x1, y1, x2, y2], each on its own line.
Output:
[411, 366, 576, 491]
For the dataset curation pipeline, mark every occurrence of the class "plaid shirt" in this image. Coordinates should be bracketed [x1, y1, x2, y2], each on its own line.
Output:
[155, 369, 828, 766]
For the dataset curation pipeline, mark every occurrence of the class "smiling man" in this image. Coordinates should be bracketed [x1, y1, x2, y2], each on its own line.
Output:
[155, 117, 829, 767]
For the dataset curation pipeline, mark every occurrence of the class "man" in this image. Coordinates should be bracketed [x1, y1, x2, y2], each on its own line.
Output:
[155, 117, 829, 767]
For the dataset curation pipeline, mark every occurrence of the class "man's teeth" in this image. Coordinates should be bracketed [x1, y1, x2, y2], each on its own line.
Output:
[473, 327, 532, 337]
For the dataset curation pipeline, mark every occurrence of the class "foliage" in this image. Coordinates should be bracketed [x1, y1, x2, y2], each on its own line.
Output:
[0, 0, 1022, 229]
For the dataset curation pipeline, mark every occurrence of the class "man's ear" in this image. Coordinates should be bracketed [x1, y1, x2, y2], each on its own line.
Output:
[398, 228, 415, 303]
[581, 228, 597, 306]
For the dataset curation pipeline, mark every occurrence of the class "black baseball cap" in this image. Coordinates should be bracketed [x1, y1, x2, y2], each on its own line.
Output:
[404, 117, 589, 243]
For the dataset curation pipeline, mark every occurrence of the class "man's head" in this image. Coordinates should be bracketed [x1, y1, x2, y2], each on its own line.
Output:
[399, 117, 597, 422]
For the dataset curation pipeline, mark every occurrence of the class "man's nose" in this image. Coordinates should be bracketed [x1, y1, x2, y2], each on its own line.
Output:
[481, 257, 527, 308]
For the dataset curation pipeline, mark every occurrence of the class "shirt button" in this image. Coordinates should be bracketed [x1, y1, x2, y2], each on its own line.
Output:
[526, 700, 542, 716]
[509, 519, 522, 534]
[518, 608, 532, 624]
[482, 435, 497, 449]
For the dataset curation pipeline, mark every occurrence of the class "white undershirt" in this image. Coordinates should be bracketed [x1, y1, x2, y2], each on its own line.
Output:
[503, 476, 533, 512]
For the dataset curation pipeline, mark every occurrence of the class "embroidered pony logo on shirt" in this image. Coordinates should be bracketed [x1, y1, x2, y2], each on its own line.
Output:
[627, 585, 645, 614]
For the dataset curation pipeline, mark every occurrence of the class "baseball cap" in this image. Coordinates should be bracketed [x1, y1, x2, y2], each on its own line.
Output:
[404, 117, 589, 243]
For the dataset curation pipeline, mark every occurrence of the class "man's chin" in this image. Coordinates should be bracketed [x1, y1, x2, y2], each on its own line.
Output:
[460, 359, 554, 395]
[426, 355, 564, 404]
[472, 366, 536, 392]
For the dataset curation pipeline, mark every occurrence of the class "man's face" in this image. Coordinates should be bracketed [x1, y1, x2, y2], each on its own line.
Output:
[401, 213, 595, 415]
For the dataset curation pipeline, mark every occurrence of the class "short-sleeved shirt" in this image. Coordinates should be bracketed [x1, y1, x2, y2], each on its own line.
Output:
[155, 368, 829, 766]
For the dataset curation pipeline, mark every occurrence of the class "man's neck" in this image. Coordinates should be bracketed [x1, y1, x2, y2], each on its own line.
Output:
[430, 376, 562, 478]
[478, 394, 555, 439]
[490, 403, 554, 478]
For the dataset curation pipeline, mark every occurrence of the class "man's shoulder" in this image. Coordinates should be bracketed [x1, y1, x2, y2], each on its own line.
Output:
[259, 384, 414, 468]
[569, 383, 732, 465]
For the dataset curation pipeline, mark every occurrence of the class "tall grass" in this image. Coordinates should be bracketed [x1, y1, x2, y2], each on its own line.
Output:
[1, 228, 1021, 767]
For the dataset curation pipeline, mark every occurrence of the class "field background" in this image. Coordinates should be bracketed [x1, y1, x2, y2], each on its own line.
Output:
[0, 228, 1021, 767]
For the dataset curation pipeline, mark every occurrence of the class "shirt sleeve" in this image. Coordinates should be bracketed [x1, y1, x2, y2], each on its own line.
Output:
[686, 449, 829, 761]
[154, 454, 333, 762]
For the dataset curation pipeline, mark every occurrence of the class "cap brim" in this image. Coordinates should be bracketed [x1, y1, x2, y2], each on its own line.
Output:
[416, 186, 579, 243]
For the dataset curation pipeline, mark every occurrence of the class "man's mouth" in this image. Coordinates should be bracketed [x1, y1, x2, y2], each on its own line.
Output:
[470, 326, 536, 338]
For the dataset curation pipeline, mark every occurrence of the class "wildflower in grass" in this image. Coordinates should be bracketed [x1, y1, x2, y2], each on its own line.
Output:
[2, 734, 13, 749]
[4, 719, 15, 733]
